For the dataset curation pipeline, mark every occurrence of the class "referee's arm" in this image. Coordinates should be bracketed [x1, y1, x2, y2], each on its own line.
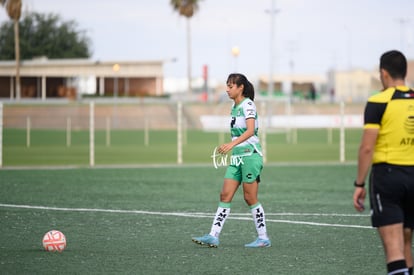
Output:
[357, 129, 378, 183]
[353, 128, 378, 211]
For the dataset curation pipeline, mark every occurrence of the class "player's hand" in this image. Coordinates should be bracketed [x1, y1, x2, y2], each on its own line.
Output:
[218, 143, 233, 154]
[353, 186, 366, 212]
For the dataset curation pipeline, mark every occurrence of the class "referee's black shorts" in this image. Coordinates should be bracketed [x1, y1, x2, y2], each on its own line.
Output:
[369, 163, 414, 229]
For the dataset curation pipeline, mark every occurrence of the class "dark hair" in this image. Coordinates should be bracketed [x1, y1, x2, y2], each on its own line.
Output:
[380, 50, 407, 79]
[226, 73, 255, 101]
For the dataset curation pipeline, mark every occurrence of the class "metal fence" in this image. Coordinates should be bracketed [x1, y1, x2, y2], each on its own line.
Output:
[0, 98, 365, 167]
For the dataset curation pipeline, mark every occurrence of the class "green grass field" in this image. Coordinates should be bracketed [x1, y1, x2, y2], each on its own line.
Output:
[3, 128, 362, 166]
[0, 164, 388, 274]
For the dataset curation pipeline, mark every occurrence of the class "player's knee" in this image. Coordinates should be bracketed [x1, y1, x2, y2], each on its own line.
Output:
[243, 195, 257, 206]
[219, 192, 232, 203]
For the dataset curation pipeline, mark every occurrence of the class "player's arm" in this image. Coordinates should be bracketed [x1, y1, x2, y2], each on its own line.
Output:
[230, 117, 255, 146]
[218, 118, 255, 154]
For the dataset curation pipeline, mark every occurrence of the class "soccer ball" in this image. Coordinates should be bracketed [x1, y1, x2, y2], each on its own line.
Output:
[42, 230, 66, 252]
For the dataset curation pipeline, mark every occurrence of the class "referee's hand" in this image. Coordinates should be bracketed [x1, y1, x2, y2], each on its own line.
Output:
[353, 186, 366, 212]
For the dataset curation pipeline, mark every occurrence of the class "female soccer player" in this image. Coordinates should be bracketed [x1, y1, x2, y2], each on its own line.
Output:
[192, 73, 271, 248]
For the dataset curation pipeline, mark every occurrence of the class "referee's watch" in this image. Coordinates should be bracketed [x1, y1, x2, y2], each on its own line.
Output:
[354, 180, 365, 188]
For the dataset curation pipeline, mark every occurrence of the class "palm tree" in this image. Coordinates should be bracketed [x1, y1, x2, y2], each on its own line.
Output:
[170, 0, 201, 97]
[1, 0, 21, 100]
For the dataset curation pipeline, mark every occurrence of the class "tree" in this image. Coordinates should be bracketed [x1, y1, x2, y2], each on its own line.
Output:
[0, 12, 91, 60]
[1, 0, 22, 99]
[170, 0, 201, 97]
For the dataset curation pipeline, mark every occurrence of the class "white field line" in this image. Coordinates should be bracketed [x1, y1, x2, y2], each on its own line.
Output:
[0, 203, 372, 229]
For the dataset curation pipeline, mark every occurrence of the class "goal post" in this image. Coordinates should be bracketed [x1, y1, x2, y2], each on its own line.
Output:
[177, 101, 183, 164]
[89, 101, 95, 167]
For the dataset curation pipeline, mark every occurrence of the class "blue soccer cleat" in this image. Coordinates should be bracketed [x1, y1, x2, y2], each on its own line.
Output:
[244, 238, 271, 248]
[192, 234, 219, 248]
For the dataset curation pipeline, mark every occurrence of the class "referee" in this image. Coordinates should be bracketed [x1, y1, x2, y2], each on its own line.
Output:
[353, 50, 414, 275]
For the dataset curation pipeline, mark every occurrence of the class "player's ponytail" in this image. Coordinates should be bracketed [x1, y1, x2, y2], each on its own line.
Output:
[226, 73, 255, 101]
[244, 80, 255, 101]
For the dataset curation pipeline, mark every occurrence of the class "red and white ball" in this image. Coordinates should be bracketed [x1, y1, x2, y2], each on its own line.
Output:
[42, 230, 66, 252]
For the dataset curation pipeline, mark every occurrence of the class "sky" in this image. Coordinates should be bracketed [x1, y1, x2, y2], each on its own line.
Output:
[1, 0, 414, 83]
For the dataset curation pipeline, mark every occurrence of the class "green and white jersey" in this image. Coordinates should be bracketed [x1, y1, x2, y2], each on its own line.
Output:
[230, 98, 262, 156]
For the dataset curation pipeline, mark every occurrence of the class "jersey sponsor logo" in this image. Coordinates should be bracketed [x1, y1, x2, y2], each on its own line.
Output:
[246, 108, 255, 116]
[404, 116, 414, 134]
[400, 138, 414, 146]
[400, 116, 414, 145]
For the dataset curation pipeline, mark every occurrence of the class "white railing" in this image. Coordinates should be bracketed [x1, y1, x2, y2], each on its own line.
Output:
[0, 100, 364, 167]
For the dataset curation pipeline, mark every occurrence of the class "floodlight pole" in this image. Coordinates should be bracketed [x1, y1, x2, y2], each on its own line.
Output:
[266, 0, 280, 129]
[396, 18, 409, 52]
[231, 46, 240, 72]
[186, 19, 192, 99]
[112, 64, 120, 98]
[266, 0, 279, 99]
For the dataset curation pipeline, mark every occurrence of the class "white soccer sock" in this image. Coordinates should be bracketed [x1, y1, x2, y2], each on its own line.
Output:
[209, 202, 231, 238]
[250, 202, 269, 240]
